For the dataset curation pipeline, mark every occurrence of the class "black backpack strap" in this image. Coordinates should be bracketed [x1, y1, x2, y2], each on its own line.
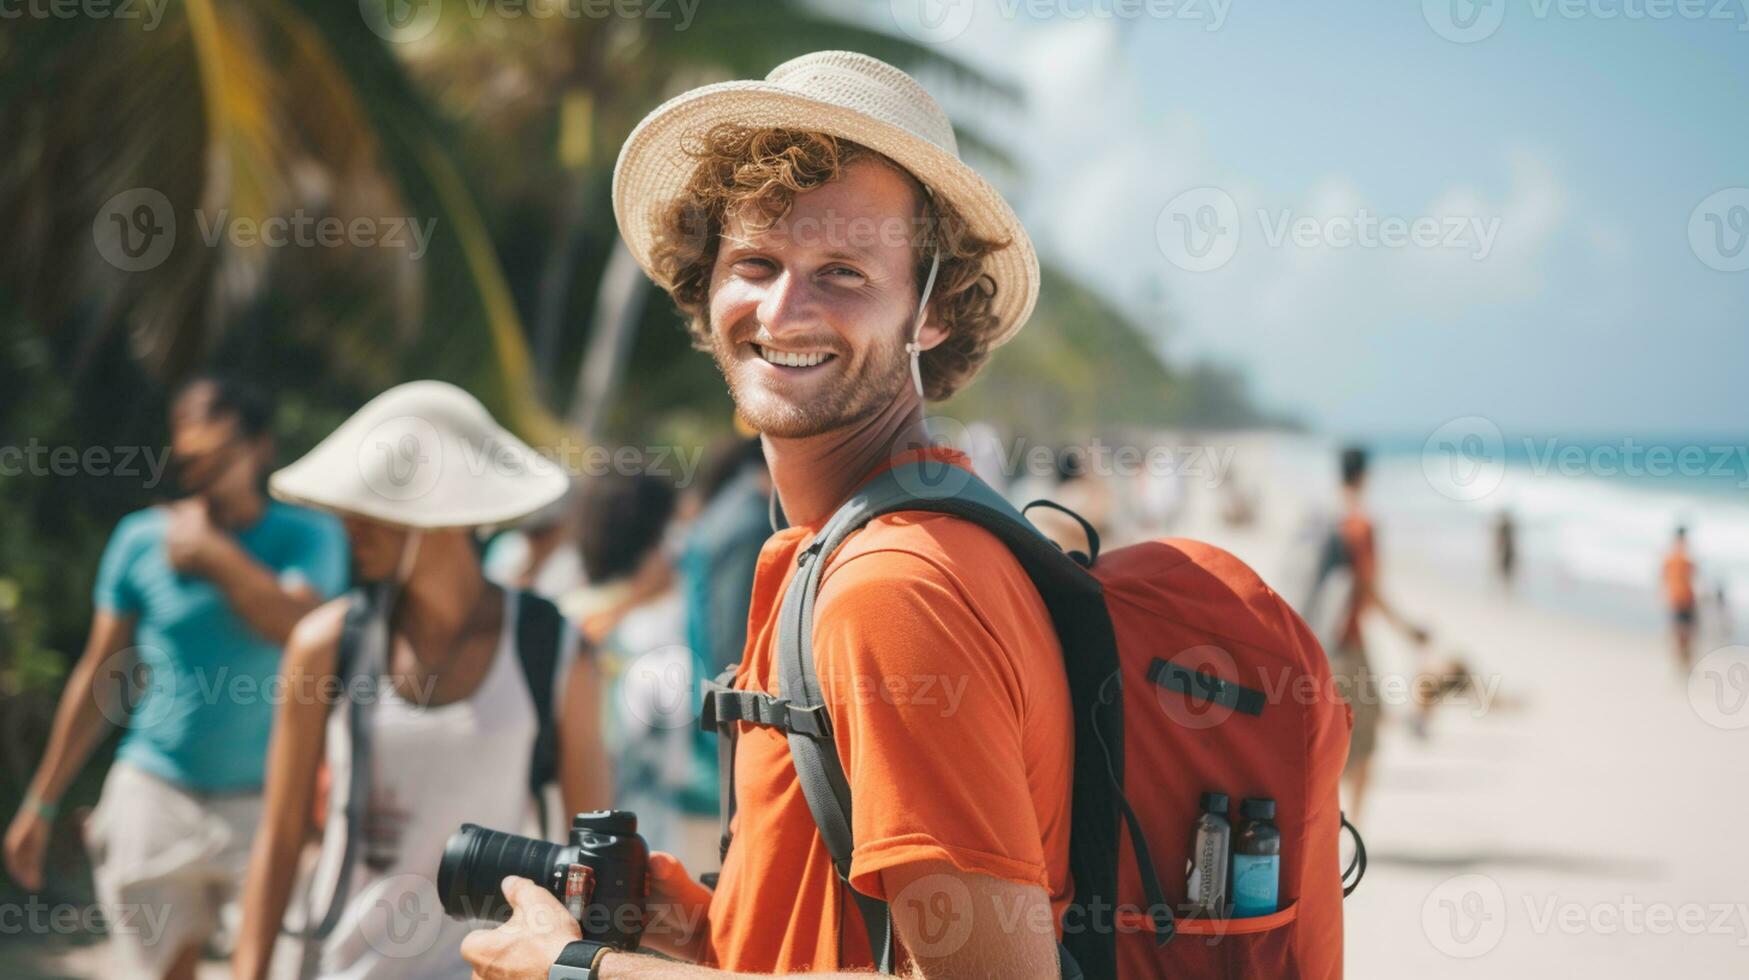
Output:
[772, 461, 1147, 977]
[1307, 520, 1353, 610]
[1341, 812, 1368, 897]
[287, 583, 385, 943]
[698, 663, 743, 886]
[512, 591, 565, 830]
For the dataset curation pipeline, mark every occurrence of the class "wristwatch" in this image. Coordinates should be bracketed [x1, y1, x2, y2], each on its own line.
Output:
[547, 940, 612, 980]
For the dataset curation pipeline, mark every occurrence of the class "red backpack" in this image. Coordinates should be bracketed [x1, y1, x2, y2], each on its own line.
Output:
[701, 461, 1361, 978]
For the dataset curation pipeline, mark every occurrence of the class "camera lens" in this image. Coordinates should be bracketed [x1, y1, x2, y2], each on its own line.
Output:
[437, 823, 565, 923]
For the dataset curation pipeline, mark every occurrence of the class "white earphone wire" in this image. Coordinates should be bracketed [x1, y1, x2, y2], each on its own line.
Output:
[906, 250, 942, 408]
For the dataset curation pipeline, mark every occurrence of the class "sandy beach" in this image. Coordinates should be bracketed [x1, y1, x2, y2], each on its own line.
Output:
[1341, 559, 1749, 979]
[1180, 433, 1749, 979]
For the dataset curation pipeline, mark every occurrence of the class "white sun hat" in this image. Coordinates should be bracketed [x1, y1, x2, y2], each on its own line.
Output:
[612, 50, 1040, 348]
[269, 380, 569, 531]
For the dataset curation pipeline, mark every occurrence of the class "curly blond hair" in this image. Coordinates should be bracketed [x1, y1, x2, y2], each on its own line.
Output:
[647, 125, 1010, 401]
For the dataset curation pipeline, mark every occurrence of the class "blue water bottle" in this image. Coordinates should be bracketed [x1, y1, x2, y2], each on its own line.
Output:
[1229, 797, 1280, 917]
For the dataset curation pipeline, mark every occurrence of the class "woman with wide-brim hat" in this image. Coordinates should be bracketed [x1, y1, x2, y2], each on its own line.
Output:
[231, 381, 612, 980]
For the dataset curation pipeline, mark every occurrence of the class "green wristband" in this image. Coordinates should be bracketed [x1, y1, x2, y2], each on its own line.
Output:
[23, 791, 59, 821]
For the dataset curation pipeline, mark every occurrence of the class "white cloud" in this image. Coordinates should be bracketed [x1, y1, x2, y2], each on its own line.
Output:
[941, 18, 1595, 424]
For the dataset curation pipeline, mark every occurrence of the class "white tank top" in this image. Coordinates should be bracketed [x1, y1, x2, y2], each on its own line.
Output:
[310, 592, 569, 980]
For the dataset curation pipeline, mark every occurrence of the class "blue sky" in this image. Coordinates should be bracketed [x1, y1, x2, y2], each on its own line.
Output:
[880, 1, 1749, 437]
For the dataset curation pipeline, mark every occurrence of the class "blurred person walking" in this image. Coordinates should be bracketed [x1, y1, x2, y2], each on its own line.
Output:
[1494, 509, 1517, 590]
[483, 480, 587, 605]
[230, 381, 610, 980]
[3, 376, 348, 980]
[1662, 525, 1699, 672]
[1710, 583, 1734, 647]
[679, 436, 770, 679]
[1330, 446, 1429, 820]
[575, 471, 720, 871]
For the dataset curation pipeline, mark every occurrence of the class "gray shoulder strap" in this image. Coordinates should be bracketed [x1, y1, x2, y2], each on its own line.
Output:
[287, 583, 385, 945]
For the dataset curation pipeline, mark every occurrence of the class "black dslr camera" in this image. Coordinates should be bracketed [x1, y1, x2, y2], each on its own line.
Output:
[437, 810, 650, 951]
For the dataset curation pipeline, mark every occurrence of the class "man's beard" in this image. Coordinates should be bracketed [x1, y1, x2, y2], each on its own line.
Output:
[711, 323, 913, 439]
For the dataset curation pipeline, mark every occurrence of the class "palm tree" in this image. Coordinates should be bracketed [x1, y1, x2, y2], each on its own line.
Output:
[3, 0, 570, 432]
[0, 1, 1019, 448]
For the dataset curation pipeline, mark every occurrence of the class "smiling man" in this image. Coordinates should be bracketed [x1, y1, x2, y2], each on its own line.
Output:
[459, 52, 1074, 980]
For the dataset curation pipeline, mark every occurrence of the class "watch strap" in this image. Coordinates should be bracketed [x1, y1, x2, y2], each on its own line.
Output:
[548, 940, 611, 980]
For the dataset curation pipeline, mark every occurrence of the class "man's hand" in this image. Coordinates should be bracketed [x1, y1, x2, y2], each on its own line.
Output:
[3, 808, 50, 891]
[641, 852, 712, 962]
[164, 499, 234, 576]
[461, 876, 580, 980]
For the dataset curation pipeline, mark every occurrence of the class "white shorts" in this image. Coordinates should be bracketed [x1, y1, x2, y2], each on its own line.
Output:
[83, 761, 263, 977]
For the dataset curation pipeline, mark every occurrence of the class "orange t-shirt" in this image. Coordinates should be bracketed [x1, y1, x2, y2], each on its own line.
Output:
[1338, 511, 1377, 649]
[703, 449, 1074, 973]
[1664, 550, 1696, 611]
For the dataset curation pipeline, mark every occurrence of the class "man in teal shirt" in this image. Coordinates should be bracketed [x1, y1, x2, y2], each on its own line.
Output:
[4, 376, 347, 980]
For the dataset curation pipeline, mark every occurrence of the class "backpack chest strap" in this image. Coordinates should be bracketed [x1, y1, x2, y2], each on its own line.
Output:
[699, 681, 834, 739]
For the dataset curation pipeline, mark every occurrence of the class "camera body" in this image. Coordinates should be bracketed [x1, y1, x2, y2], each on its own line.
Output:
[437, 810, 649, 951]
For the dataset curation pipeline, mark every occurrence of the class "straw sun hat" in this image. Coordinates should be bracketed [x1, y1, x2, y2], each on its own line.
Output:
[269, 381, 568, 531]
[612, 50, 1040, 347]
